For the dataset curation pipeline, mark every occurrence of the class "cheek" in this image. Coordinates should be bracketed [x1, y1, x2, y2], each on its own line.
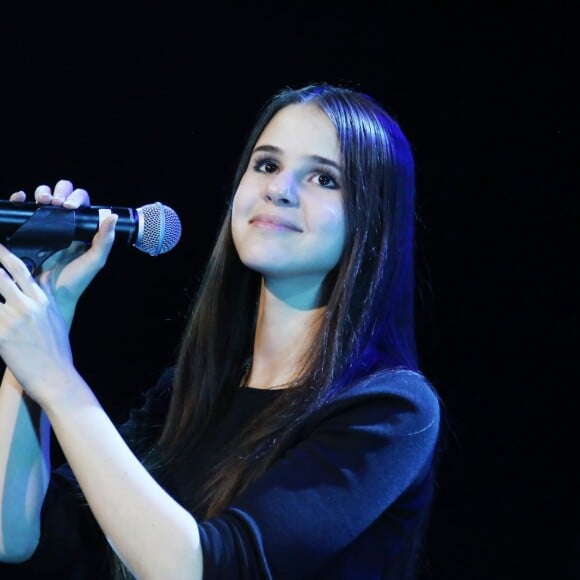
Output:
[232, 174, 257, 215]
[231, 186, 251, 226]
[231, 190, 245, 244]
[313, 203, 346, 261]
[317, 204, 346, 239]
[321, 205, 344, 225]
[231, 183, 259, 255]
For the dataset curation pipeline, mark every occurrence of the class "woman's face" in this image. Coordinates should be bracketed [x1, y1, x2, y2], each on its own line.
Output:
[232, 103, 346, 289]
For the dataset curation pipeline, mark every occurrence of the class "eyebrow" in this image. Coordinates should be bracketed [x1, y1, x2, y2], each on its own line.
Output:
[253, 145, 342, 172]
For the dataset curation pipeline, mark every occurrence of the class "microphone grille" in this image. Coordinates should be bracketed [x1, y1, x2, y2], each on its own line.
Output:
[135, 202, 182, 256]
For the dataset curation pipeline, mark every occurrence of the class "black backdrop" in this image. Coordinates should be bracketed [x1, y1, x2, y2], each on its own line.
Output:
[0, 2, 575, 579]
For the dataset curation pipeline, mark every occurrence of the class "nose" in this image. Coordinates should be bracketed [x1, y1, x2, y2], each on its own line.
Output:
[264, 173, 298, 207]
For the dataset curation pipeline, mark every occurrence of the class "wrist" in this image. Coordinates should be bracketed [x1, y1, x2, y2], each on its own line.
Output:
[28, 367, 92, 414]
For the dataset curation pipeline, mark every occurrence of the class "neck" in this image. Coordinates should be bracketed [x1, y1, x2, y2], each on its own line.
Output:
[247, 280, 325, 389]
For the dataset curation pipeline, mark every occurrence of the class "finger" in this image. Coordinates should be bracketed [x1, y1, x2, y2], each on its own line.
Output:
[62, 187, 90, 209]
[9, 190, 26, 203]
[0, 244, 42, 298]
[0, 263, 24, 304]
[34, 184, 54, 205]
[88, 213, 118, 267]
[52, 179, 74, 206]
[99, 213, 118, 239]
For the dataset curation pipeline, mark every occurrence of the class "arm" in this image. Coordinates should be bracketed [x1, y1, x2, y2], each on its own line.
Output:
[41, 370, 203, 580]
[0, 181, 204, 579]
[0, 180, 115, 562]
[0, 368, 51, 561]
[0, 252, 203, 579]
[1, 354, 204, 578]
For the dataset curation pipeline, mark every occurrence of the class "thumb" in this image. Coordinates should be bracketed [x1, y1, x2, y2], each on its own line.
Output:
[85, 213, 118, 268]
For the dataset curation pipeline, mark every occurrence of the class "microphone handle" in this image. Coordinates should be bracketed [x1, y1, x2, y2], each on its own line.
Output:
[0, 201, 138, 245]
[0, 202, 143, 275]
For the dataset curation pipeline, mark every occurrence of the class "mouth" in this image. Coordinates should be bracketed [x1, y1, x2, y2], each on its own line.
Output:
[249, 215, 303, 232]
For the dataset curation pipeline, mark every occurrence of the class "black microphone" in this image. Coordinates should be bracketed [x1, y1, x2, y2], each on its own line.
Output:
[0, 200, 182, 274]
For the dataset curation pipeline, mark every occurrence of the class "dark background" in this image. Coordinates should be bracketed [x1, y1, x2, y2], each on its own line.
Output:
[0, 2, 575, 579]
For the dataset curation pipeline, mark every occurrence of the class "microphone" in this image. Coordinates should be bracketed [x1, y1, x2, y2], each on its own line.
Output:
[0, 200, 182, 274]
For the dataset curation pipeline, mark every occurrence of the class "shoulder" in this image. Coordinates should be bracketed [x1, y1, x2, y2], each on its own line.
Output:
[305, 369, 440, 439]
[348, 368, 439, 419]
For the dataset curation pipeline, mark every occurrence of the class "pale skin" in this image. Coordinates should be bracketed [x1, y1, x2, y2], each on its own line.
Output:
[0, 102, 346, 577]
[233, 103, 346, 387]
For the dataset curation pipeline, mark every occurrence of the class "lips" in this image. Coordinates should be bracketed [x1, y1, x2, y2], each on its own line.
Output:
[249, 214, 303, 232]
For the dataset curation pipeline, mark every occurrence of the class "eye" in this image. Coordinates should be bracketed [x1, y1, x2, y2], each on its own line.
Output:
[253, 156, 279, 174]
[311, 168, 340, 190]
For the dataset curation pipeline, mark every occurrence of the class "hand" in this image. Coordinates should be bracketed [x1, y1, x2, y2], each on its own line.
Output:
[0, 242, 78, 401]
[8, 179, 118, 327]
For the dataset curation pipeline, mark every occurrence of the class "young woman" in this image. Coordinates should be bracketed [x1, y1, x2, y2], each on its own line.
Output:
[0, 83, 442, 579]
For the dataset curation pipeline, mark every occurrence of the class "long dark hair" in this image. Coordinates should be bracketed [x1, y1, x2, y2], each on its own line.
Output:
[154, 82, 418, 512]
[113, 80, 419, 578]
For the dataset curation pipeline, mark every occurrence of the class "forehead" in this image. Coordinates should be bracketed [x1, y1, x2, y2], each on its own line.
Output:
[256, 103, 341, 161]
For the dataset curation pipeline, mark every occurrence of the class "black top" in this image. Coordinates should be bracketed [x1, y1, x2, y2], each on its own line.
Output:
[3, 368, 441, 579]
